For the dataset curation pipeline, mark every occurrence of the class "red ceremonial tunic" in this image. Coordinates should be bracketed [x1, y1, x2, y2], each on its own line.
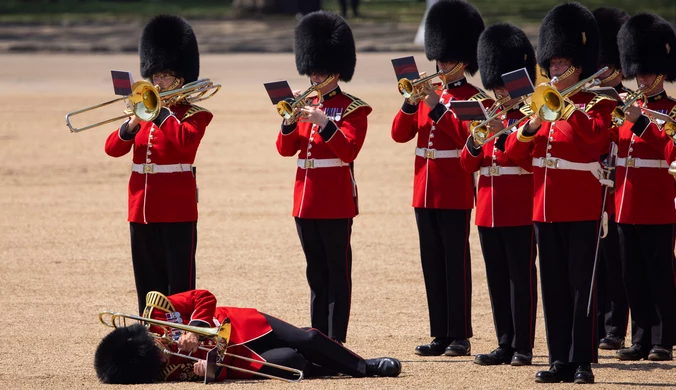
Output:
[275, 87, 371, 219]
[105, 104, 212, 224]
[614, 91, 676, 224]
[504, 91, 616, 222]
[145, 290, 273, 381]
[460, 107, 534, 227]
[391, 79, 492, 209]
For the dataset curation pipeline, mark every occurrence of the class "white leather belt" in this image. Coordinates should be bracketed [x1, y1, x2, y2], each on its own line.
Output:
[297, 158, 348, 169]
[480, 166, 531, 176]
[131, 163, 192, 174]
[532, 157, 602, 180]
[616, 157, 668, 168]
[415, 147, 460, 159]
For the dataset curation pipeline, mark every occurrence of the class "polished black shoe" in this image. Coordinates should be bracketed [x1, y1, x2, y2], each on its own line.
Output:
[365, 357, 402, 377]
[573, 364, 595, 384]
[474, 347, 512, 365]
[616, 344, 649, 361]
[535, 364, 574, 383]
[415, 337, 451, 356]
[510, 350, 533, 366]
[599, 334, 625, 350]
[444, 339, 471, 356]
[648, 345, 673, 361]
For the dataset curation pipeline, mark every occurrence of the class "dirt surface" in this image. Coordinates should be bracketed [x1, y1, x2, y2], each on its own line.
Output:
[1, 53, 675, 390]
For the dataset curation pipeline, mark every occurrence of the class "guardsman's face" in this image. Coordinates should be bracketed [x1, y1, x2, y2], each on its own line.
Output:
[549, 58, 573, 78]
[437, 61, 458, 73]
[152, 72, 183, 91]
[310, 73, 331, 84]
[494, 87, 510, 100]
[637, 74, 658, 89]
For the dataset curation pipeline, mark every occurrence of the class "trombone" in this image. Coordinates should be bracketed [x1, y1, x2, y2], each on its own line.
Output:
[611, 74, 663, 128]
[530, 66, 608, 122]
[66, 78, 220, 133]
[470, 95, 530, 145]
[99, 311, 304, 383]
[276, 74, 335, 124]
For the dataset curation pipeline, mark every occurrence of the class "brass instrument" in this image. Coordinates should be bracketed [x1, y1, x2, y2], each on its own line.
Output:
[276, 74, 335, 124]
[99, 311, 304, 383]
[669, 161, 676, 177]
[66, 78, 221, 133]
[398, 62, 465, 104]
[530, 66, 608, 122]
[611, 74, 663, 128]
[470, 95, 530, 145]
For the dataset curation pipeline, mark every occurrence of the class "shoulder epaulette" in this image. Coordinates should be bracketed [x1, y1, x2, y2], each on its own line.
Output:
[341, 93, 371, 119]
[468, 91, 492, 102]
[668, 101, 676, 121]
[519, 105, 534, 118]
[181, 105, 211, 121]
[584, 92, 616, 112]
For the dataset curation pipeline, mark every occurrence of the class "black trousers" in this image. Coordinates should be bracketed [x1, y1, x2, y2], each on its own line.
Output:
[247, 314, 366, 379]
[130, 222, 197, 314]
[339, 0, 360, 15]
[294, 218, 353, 343]
[617, 223, 676, 347]
[535, 221, 598, 365]
[415, 208, 472, 339]
[478, 225, 537, 351]
[596, 217, 629, 340]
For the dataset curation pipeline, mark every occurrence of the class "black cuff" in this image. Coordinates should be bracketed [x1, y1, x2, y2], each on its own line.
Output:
[153, 107, 172, 127]
[281, 120, 297, 135]
[494, 133, 508, 152]
[401, 101, 419, 114]
[630, 115, 650, 137]
[465, 136, 482, 156]
[119, 121, 140, 141]
[188, 320, 211, 328]
[319, 120, 338, 142]
[428, 102, 447, 123]
[522, 120, 540, 136]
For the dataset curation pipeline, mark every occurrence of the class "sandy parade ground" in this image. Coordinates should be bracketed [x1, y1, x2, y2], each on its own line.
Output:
[1, 52, 675, 389]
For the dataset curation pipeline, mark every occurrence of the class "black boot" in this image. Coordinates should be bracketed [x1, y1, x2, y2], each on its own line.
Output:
[510, 350, 533, 366]
[474, 346, 513, 365]
[573, 364, 595, 384]
[648, 345, 673, 361]
[616, 344, 649, 361]
[365, 357, 402, 377]
[415, 337, 451, 356]
[599, 333, 625, 350]
[535, 364, 574, 383]
[444, 339, 471, 356]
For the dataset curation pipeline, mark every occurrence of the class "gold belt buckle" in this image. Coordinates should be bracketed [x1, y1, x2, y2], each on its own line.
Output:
[545, 158, 559, 168]
[304, 159, 315, 169]
[489, 166, 500, 176]
[424, 148, 435, 159]
[143, 163, 155, 174]
[626, 157, 636, 168]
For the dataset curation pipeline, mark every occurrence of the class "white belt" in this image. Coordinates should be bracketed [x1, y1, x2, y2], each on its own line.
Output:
[480, 166, 531, 176]
[616, 157, 668, 168]
[532, 157, 602, 180]
[415, 147, 460, 159]
[297, 158, 348, 169]
[131, 163, 192, 174]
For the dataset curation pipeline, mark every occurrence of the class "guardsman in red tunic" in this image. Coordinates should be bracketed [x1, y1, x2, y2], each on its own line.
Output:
[504, 3, 617, 383]
[94, 290, 401, 383]
[391, 0, 488, 357]
[275, 11, 371, 344]
[613, 14, 676, 362]
[591, 7, 631, 352]
[104, 15, 212, 315]
[460, 23, 537, 367]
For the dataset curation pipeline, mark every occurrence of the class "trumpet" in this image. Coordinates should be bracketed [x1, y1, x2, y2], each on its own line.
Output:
[66, 78, 220, 133]
[99, 311, 304, 383]
[276, 74, 335, 124]
[530, 66, 608, 122]
[470, 95, 530, 145]
[398, 61, 465, 104]
[611, 74, 663, 128]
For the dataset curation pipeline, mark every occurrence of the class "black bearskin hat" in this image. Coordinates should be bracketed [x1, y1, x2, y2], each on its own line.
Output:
[537, 2, 600, 79]
[424, 0, 485, 76]
[94, 324, 163, 384]
[593, 8, 629, 70]
[295, 11, 356, 82]
[618, 13, 676, 82]
[140, 15, 200, 83]
[477, 23, 536, 90]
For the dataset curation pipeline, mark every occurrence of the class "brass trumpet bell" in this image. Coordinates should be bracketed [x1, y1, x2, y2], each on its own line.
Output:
[275, 75, 335, 124]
